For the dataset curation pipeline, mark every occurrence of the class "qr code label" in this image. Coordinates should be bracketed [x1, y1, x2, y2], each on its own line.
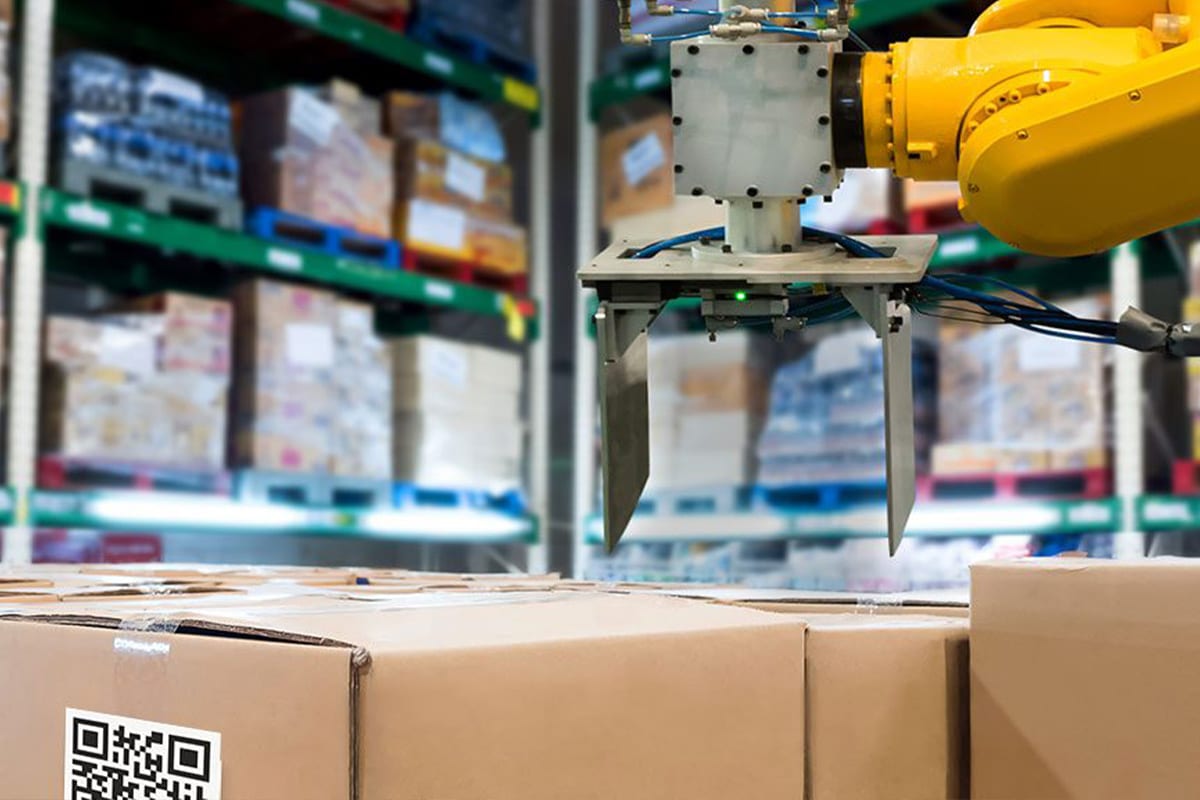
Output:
[65, 709, 222, 800]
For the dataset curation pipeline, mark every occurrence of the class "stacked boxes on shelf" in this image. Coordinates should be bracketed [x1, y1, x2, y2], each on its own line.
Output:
[387, 91, 527, 280]
[0, 0, 11, 159]
[230, 279, 338, 474]
[1187, 244, 1200, 461]
[41, 292, 233, 470]
[600, 113, 676, 228]
[757, 328, 937, 486]
[332, 301, 392, 479]
[932, 295, 1109, 476]
[53, 52, 241, 222]
[392, 335, 524, 490]
[410, 0, 532, 80]
[240, 82, 394, 239]
[646, 331, 772, 492]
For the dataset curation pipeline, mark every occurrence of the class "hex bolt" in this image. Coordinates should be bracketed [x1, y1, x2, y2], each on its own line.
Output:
[781, 243, 794, 253]
[747, 186, 760, 198]
[722, 244, 734, 254]
[700, 236, 712, 246]
[752, 200, 764, 209]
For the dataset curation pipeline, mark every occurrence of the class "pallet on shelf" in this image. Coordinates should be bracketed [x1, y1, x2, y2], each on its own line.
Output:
[393, 483, 527, 516]
[927, 468, 1112, 502]
[38, 455, 231, 496]
[402, 247, 529, 295]
[409, 17, 536, 84]
[234, 470, 393, 509]
[634, 486, 758, 517]
[56, 159, 243, 231]
[756, 479, 892, 513]
[246, 207, 401, 269]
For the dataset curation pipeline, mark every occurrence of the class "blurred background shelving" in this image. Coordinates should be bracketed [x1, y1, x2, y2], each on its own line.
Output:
[573, 0, 1200, 589]
[0, 0, 551, 570]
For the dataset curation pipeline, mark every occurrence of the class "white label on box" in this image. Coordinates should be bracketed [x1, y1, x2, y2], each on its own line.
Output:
[285, 0, 321, 23]
[428, 343, 470, 387]
[65, 709, 223, 800]
[1017, 335, 1082, 372]
[445, 152, 487, 203]
[408, 200, 467, 252]
[267, 247, 304, 272]
[99, 326, 157, 378]
[141, 68, 204, 105]
[289, 90, 340, 146]
[286, 323, 335, 369]
[622, 132, 666, 187]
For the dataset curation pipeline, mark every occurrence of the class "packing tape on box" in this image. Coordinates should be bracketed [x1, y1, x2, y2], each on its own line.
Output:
[115, 617, 181, 718]
[855, 595, 905, 614]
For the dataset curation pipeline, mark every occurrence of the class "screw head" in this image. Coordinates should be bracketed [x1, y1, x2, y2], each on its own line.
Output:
[722, 244, 733, 254]
[688, 44, 700, 55]
[1130, 90, 1143, 101]
[817, 66, 830, 78]
[746, 186, 760, 198]
[672, 116, 683, 126]
[802, 185, 815, 197]
[819, 162, 832, 174]
[743, 44, 755, 55]
[781, 243, 794, 253]
[691, 187, 705, 196]
[674, 164, 684, 174]
[798, 44, 810, 54]
[752, 200, 764, 209]
[671, 68, 682, 78]
[818, 115, 831, 126]
[1017, 129, 1029, 140]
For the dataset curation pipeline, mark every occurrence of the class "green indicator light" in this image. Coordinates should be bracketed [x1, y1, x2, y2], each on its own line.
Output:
[734, 291, 748, 302]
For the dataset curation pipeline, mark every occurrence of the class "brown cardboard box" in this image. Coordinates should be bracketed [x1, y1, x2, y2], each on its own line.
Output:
[231, 279, 337, 472]
[470, 216, 527, 275]
[680, 364, 770, 414]
[971, 558, 1200, 799]
[332, 301, 391, 478]
[240, 87, 394, 238]
[601, 113, 675, 226]
[121, 292, 233, 376]
[0, 591, 808, 799]
[317, 78, 382, 139]
[394, 136, 513, 220]
[393, 199, 528, 274]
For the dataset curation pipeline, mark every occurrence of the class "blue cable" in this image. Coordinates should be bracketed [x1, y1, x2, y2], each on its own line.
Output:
[632, 226, 725, 259]
[650, 29, 713, 42]
[760, 24, 822, 37]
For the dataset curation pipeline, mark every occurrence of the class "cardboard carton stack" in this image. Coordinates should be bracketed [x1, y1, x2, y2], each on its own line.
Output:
[387, 91, 527, 278]
[600, 113, 675, 227]
[647, 331, 772, 491]
[392, 334, 523, 489]
[41, 292, 232, 470]
[231, 279, 338, 473]
[240, 84, 394, 238]
[933, 294, 1109, 475]
[1186, 242, 1200, 461]
[332, 301, 392, 479]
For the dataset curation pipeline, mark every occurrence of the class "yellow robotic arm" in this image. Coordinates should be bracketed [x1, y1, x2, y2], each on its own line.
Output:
[837, 0, 1200, 256]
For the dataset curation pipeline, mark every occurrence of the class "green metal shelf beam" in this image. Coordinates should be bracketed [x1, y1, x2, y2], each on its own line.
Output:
[40, 189, 538, 333]
[27, 489, 539, 544]
[585, 497, 1124, 545]
[235, 0, 541, 116]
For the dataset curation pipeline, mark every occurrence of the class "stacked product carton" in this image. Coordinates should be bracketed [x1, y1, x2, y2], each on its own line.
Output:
[1186, 241, 1200, 461]
[600, 113, 675, 227]
[388, 92, 526, 277]
[332, 300, 392, 479]
[758, 328, 937, 486]
[933, 294, 1109, 475]
[392, 334, 523, 489]
[240, 85, 393, 237]
[41, 292, 232, 469]
[646, 331, 772, 491]
[231, 279, 337, 473]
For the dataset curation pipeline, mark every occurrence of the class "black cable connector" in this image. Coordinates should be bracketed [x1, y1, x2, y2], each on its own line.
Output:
[1117, 307, 1200, 357]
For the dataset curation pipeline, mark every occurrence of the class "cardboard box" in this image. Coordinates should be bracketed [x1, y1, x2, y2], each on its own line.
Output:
[601, 114, 675, 226]
[316, 78, 382, 139]
[332, 301, 391, 479]
[0, 591, 808, 800]
[231, 279, 337, 472]
[121, 292, 233, 376]
[383, 91, 506, 164]
[469, 216, 527, 275]
[971, 558, 1200, 799]
[393, 136, 513, 221]
[393, 199, 528, 275]
[240, 87, 394, 237]
[393, 411, 524, 488]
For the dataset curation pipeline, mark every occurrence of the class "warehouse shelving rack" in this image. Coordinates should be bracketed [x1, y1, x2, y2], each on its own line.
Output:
[573, 0, 1176, 579]
[1, 0, 553, 566]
